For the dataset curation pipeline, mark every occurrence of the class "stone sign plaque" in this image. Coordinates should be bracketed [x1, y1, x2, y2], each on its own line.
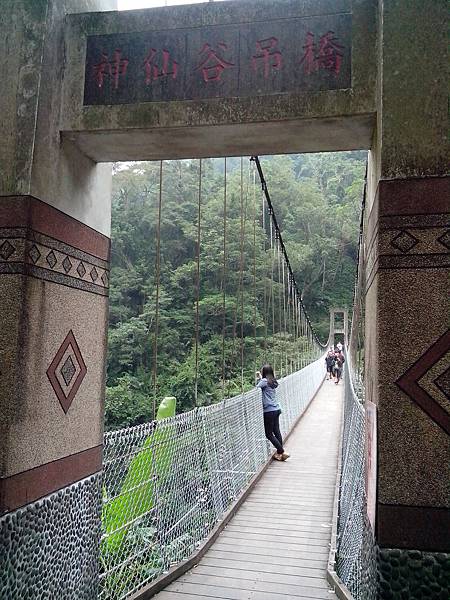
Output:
[83, 14, 351, 106]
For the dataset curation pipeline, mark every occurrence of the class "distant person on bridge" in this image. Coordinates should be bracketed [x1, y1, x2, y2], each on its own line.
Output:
[256, 365, 290, 461]
[325, 350, 335, 380]
[334, 351, 345, 384]
[336, 341, 343, 352]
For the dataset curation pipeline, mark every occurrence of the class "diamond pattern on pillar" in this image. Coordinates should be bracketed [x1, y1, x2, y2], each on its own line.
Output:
[396, 330, 450, 435]
[390, 230, 419, 253]
[29, 244, 41, 264]
[0, 240, 15, 260]
[437, 230, 450, 250]
[60, 355, 76, 386]
[90, 267, 98, 282]
[46, 250, 57, 268]
[46, 330, 87, 414]
[62, 256, 73, 274]
[77, 261, 86, 278]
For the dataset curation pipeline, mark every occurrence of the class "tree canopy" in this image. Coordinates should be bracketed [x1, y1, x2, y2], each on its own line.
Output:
[105, 152, 366, 429]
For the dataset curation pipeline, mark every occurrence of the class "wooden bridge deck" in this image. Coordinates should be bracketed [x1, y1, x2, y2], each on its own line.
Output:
[155, 379, 343, 600]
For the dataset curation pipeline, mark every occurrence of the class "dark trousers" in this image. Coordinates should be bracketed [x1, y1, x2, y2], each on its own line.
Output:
[263, 409, 284, 454]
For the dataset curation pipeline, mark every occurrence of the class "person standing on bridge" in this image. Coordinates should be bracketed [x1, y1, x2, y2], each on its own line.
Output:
[256, 365, 290, 461]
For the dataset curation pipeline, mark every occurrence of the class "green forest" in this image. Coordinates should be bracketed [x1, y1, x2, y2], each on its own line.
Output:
[105, 152, 366, 430]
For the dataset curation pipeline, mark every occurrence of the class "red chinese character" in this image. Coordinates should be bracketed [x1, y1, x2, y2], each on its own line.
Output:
[316, 31, 344, 75]
[143, 48, 179, 84]
[92, 49, 129, 89]
[251, 37, 282, 79]
[299, 31, 344, 76]
[298, 32, 318, 75]
[196, 42, 235, 82]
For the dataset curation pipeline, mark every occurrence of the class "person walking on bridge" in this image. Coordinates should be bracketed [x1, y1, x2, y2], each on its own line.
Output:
[256, 365, 290, 461]
[334, 351, 345, 384]
[325, 349, 335, 380]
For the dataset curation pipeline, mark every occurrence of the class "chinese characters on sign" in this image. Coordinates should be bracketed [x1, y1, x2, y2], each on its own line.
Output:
[93, 49, 129, 89]
[143, 49, 178, 84]
[84, 16, 351, 105]
[196, 43, 235, 82]
[92, 32, 341, 89]
[299, 31, 344, 75]
[251, 37, 282, 79]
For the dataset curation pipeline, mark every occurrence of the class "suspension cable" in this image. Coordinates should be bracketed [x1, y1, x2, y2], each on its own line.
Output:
[239, 157, 246, 393]
[252, 162, 258, 382]
[277, 236, 283, 376]
[221, 158, 227, 398]
[262, 191, 268, 353]
[269, 216, 276, 370]
[282, 257, 288, 375]
[194, 159, 202, 406]
[152, 160, 163, 419]
[251, 155, 326, 351]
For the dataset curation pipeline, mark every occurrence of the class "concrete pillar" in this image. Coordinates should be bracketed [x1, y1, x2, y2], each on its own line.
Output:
[0, 1, 115, 598]
[365, 1, 449, 596]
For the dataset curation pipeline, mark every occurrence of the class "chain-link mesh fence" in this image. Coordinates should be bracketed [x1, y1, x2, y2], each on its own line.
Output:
[100, 357, 325, 599]
[335, 356, 377, 600]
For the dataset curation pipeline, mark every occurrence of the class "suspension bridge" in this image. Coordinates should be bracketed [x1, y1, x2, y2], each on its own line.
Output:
[0, 152, 375, 600]
[1, 1, 448, 600]
[97, 155, 360, 599]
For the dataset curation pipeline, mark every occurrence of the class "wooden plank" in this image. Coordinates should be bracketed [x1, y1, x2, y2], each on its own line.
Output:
[214, 536, 329, 556]
[185, 565, 329, 589]
[155, 593, 222, 600]
[221, 524, 332, 538]
[250, 485, 336, 492]
[162, 581, 333, 600]
[206, 549, 326, 569]
[210, 543, 329, 561]
[235, 507, 332, 518]
[218, 530, 331, 547]
[216, 532, 331, 550]
[224, 518, 332, 530]
[242, 499, 333, 509]
[170, 575, 334, 598]
[224, 524, 331, 538]
[230, 516, 332, 529]
[243, 498, 334, 508]
[201, 556, 327, 578]
[161, 584, 249, 599]
[250, 494, 335, 501]
[249, 490, 336, 498]
[233, 510, 333, 522]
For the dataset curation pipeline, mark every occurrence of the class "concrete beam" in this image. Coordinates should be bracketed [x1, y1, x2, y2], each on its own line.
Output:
[61, 0, 377, 162]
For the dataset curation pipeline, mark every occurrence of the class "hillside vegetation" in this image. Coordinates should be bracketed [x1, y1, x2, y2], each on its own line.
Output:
[106, 152, 366, 429]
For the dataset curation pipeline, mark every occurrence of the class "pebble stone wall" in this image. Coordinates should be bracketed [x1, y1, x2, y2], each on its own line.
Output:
[0, 474, 102, 600]
[378, 548, 450, 600]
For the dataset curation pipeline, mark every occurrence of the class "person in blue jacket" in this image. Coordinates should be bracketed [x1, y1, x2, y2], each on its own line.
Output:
[256, 364, 290, 461]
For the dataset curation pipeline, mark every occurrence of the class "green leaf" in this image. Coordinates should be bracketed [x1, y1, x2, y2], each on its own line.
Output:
[102, 396, 176, 553]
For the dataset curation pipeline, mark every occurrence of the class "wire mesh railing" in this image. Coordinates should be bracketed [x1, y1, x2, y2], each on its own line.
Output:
[100, 356, 325, 599]
[335, 355, 377, 600]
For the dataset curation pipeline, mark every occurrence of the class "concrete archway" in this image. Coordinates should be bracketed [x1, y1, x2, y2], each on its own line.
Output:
[1, 1, 448, 598]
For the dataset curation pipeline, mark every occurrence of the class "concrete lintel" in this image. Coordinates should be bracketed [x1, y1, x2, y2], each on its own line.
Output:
[63, 113, 374, 162]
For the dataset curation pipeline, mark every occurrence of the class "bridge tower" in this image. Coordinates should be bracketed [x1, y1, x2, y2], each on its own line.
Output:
[329, 309, 349, 348]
